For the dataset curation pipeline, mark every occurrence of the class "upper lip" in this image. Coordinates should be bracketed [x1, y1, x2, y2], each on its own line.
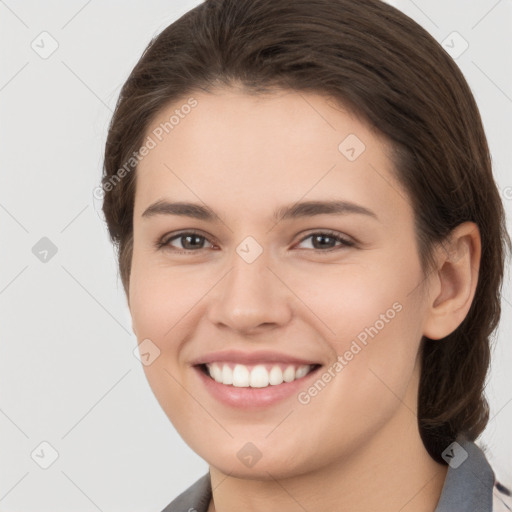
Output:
[190, 350, 322, 366]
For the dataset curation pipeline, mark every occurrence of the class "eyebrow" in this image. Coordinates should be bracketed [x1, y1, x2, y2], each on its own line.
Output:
[141, 199, 378, 223]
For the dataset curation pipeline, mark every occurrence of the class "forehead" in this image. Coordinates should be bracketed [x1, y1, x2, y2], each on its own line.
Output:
[134, 88, 410, 225]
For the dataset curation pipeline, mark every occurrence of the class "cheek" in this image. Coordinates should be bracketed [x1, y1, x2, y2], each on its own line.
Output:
[287, 253, 424, 407]
[129, 254, 208, 340]
[287, 282, 423, 465]
[283, 253, 421, 347]
[128, 261, 201, 429]
[128, 257, 216, 403]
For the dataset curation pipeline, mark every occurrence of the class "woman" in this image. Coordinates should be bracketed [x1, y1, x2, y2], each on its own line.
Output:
[100, 0, 512, 510]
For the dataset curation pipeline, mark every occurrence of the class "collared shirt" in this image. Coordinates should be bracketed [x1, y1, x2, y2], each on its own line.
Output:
[161, 436, 512, 511]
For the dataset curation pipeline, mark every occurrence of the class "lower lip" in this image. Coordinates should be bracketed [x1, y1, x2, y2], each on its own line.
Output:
[193, 365, 322, 408]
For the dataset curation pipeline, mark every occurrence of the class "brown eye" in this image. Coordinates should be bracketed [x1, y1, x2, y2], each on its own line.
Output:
[159, 231, 215, 252]
[296, 231, 355, 251]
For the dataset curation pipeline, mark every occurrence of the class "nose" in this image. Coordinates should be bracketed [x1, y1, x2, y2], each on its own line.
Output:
[206, 245, 293, 335]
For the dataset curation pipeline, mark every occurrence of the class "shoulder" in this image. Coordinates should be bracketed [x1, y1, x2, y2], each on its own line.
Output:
[493, 480, 512, 511]
[160, 472, 212, 512]
[474, 438, 512, 511]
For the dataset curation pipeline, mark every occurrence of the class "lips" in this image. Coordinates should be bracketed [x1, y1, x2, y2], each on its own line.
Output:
[194, 360, 323, 408]
[190, 349, 321, 367]
[191, 349, 323, 399]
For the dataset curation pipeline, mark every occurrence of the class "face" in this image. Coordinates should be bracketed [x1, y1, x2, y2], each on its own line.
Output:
[129, 88, 430, 478]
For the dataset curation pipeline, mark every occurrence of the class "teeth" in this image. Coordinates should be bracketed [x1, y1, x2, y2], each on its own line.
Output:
[283, 365, 295, 382]
[269, 365, 284, 385]
[232, 364, 250, 387]
[249, 365, 268, 388]
[295, 365, 310, 379]
[210, 363, 223, 382]
[205, 362, 314, 388]
[222, 364, 233, 385]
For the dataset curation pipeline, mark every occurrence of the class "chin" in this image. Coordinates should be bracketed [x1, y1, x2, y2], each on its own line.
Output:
[199, 441, 314, 480]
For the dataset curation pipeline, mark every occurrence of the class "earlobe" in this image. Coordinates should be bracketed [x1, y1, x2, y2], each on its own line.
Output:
[422, 222, 481, 340]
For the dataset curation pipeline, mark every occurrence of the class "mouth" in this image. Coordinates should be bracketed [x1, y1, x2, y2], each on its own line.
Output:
[196, 362, 322, 388]
[190, 350, 325, 407]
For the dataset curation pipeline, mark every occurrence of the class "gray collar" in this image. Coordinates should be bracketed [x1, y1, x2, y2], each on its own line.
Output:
[434, 435, 495, 511]
[162, 436, 495, 512]
[161, 472, 211, 512]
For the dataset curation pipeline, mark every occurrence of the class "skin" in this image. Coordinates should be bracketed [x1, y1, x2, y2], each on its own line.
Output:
[128, 87, 481, 512]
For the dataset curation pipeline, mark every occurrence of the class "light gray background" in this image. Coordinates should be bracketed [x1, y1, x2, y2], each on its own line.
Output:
[0, 1, 511, 511]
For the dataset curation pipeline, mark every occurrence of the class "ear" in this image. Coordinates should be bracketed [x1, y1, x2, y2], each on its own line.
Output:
[422, 222, 481, 340]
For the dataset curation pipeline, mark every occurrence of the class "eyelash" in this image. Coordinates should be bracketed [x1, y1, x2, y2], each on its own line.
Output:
[155, 229, 356, 254]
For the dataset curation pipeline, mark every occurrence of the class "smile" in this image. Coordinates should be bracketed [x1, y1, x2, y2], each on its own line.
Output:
[195, 361, 323, 408]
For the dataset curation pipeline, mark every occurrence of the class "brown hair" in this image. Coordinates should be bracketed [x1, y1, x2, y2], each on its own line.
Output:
[102, 0, 511, 462]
